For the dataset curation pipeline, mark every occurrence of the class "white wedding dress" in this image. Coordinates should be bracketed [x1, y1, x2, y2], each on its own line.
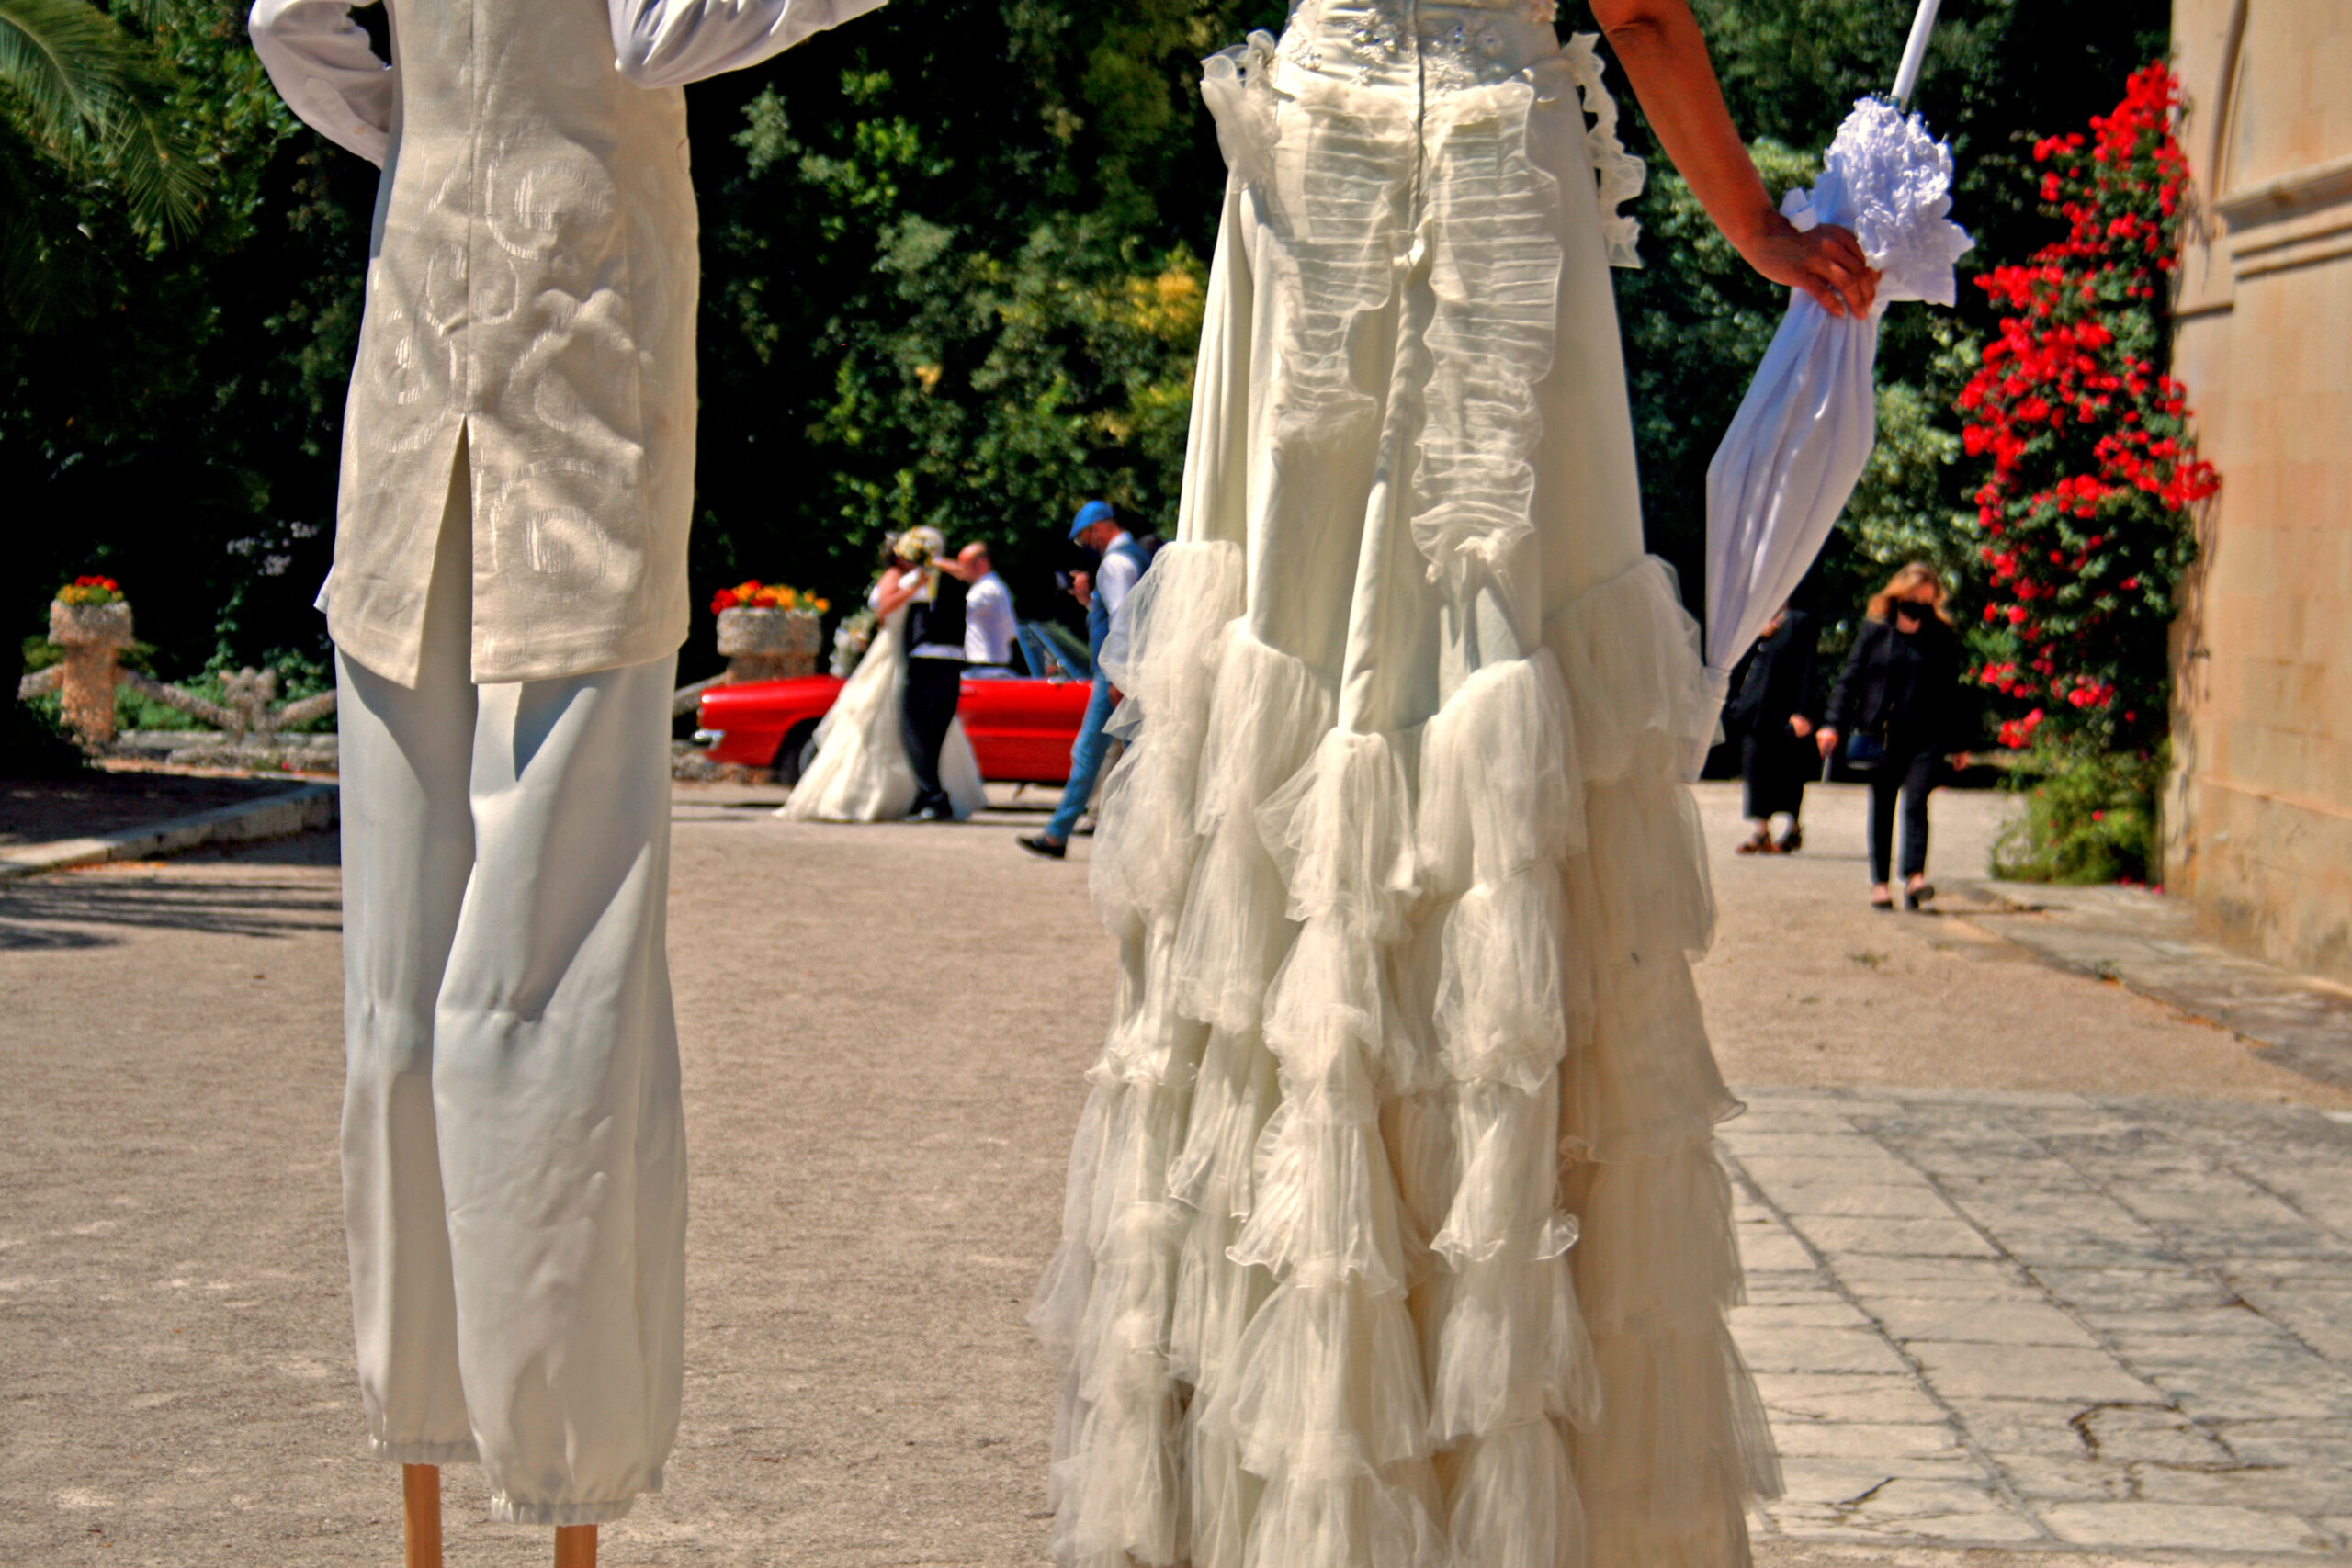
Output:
[777, 597, 986, 823]
[1033, 5, 1778, 1568]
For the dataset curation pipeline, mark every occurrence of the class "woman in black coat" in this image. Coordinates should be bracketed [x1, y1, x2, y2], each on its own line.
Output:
[1818, 564, 1973, 910]
[1724, 605, 1822, 853]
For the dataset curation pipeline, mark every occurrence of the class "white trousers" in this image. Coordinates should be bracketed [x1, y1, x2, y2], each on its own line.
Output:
[335, 449, 686, 1525]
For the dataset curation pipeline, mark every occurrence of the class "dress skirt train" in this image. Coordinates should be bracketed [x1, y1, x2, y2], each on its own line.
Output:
[1033, 6, 1780, 1568]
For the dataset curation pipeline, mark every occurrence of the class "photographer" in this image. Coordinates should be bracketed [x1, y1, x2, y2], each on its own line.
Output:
[1020, 502, 1148, 860]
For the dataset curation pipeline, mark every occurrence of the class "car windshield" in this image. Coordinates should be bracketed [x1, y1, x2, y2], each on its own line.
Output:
[1017, 622, 1092, 682]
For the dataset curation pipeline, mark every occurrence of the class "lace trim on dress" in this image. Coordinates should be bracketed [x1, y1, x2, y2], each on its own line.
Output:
[1563, 33, 1645, 269]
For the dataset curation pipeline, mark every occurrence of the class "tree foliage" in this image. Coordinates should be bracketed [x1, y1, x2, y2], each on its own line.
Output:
[1593, 0, 2171, 651]
[4, 0, 374, 683]
[7, 0, 2171, 699]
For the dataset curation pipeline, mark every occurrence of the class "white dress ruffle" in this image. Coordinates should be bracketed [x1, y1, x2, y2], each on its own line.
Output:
[1035, 6, 1777, 1567]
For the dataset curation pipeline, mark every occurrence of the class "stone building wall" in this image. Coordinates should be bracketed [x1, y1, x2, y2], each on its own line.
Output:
[2165, 0, 2352, 984]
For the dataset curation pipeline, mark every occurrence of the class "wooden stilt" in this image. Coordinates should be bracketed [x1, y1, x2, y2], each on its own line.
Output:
[401, 1464, 443, 1568]
[553, 1524, 597, 1567]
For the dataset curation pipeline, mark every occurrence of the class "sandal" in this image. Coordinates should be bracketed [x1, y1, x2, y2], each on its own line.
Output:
[1870, 889, 1896, 912]
[1736, 829, 1775, 855]
[1905, 881, 1936, 911]
[1775, 826, 1804, 854]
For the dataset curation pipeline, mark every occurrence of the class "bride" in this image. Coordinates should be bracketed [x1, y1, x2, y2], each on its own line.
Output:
[778, 526, 988, 823]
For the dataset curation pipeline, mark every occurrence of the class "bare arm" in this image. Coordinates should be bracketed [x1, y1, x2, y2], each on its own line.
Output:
[1592, 0, 1876, 317]
[872, 565, 922, 619]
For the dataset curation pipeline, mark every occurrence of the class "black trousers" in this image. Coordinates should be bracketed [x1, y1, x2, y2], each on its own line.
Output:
[1867, 748, 1939, 883]
[1741, 727, 1815, 820]
[902, 657, 964, 817]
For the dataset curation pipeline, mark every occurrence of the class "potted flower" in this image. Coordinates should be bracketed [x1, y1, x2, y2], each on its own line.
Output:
[51, 576, 132, 649]
[711, 581, 830, 682]
[48, 578, 134, 748]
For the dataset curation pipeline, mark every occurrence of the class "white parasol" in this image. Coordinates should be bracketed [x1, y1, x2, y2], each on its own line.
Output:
[1700, 0, 1973, 733]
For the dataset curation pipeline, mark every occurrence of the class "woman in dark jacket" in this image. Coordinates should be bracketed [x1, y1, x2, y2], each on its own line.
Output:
[1818, 563, 1973, 910]
[1724, 604, 1822, 853]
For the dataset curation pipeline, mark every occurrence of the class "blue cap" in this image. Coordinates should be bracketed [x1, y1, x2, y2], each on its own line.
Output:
[1069, 500, 1116, 540]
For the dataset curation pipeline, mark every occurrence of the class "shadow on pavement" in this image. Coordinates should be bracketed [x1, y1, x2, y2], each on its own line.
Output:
[0, 833, 341, 952]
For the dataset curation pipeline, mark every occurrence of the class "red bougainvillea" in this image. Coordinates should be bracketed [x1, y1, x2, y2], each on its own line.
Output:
[1959, 63, 2217, 754]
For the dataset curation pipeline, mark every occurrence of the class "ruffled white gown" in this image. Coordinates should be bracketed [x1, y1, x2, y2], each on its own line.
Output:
[1032, 5, 1780, 1568]
[778, 600, 986, 823]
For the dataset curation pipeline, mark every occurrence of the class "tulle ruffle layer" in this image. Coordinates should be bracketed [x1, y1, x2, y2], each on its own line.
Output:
[1037, 555, 1778, 1568]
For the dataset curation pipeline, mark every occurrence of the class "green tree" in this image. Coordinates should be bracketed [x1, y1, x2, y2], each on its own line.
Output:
[4, 0, 375, 693]
[0, 0, 208, 323]
[681, 0, 1286, 670]
[1573, 0, 2171, 659]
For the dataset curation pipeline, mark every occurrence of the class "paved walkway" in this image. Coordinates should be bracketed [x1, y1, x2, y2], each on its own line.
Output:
[2, 781, 2347, 1565]
[1972, 883, 2352, 1093]
[1724, 1088, 2352, 1555]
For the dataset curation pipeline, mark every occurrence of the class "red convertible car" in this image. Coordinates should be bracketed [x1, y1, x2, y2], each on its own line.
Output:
[696, 622, 1097, 785]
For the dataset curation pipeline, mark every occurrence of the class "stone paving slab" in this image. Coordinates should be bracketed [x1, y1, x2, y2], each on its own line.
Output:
[1973, 881, 2352, 1093]
[1724, 1088, 2352, 1555]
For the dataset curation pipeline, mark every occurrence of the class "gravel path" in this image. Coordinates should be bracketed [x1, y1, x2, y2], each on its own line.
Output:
[0, 782, 2341, 1566]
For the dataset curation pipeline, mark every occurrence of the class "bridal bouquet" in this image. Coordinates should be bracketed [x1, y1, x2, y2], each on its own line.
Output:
[830, 608, 878, 677]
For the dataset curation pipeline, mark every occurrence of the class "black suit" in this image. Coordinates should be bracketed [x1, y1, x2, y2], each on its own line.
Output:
[901, 575, 968, 818]
[1726, 609, 1822, 821]
[1826, 615, 1965, 883]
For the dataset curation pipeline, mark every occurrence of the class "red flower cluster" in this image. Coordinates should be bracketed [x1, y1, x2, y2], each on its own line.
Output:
[55, 576, 126, 606]
[709, 581, 829, 615]
[1958, 63, 2215, 755]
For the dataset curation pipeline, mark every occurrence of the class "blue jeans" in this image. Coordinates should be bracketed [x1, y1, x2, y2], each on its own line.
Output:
[1046, 673, 1118, 842]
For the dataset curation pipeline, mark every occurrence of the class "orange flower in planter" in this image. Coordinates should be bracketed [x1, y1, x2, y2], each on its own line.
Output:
[710, 581, 830, 615]
[56, 577, 125, 606]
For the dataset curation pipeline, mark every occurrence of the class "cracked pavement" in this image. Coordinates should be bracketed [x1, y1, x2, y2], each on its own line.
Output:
[1723, 1089, 2352, 1555]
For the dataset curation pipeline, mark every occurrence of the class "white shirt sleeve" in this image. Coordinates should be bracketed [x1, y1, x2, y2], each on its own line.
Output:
[611, 0, 888, 89]
[248, 0, 396, 166]
[964, 575, 1016, 665]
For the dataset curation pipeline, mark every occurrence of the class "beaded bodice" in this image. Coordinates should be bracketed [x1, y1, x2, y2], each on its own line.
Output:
[1277, 0, 1563, 93]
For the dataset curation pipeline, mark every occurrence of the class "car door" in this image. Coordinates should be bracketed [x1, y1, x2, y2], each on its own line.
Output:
[959, 626, 1092, 783]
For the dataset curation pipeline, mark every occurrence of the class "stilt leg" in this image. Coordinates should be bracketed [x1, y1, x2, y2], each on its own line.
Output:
[401, 1464, 442, 1568]
[554, 1524, 596, 1567]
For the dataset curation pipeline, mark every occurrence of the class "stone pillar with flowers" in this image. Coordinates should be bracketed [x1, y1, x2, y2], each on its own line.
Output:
[49, 578, 134, 749]
[711, 581, 829, 684]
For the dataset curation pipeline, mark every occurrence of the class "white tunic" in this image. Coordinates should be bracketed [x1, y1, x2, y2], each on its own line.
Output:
[250, 0, 885, 684]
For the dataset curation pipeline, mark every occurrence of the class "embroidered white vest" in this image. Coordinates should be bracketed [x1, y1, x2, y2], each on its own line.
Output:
[329, 0, 698, 684]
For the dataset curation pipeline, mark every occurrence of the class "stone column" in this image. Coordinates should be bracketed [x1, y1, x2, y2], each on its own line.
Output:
[49, 598, 134, 749]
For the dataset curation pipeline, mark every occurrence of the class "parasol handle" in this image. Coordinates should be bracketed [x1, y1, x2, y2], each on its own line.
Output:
[1891, 0, 1942, 108]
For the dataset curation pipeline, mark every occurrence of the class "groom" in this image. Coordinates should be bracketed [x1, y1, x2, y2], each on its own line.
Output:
[899, 529, 970, 822]
[249, 0, 885, 1553]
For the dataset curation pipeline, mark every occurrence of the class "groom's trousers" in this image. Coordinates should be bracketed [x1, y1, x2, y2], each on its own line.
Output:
[901, 654, 964, 817]
[334, 447, 686, 1525]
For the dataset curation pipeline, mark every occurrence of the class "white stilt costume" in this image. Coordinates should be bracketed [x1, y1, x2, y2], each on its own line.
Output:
[250, 0, 884, 1525]
[1034, 4, 1781, 1566]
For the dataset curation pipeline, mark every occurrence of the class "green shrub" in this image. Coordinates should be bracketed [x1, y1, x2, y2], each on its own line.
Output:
[1992, 742, 2166, 886]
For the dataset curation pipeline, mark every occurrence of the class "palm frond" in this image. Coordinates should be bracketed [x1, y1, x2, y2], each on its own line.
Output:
[0, 0, 144, 144]
[0, 0, 208, 232]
